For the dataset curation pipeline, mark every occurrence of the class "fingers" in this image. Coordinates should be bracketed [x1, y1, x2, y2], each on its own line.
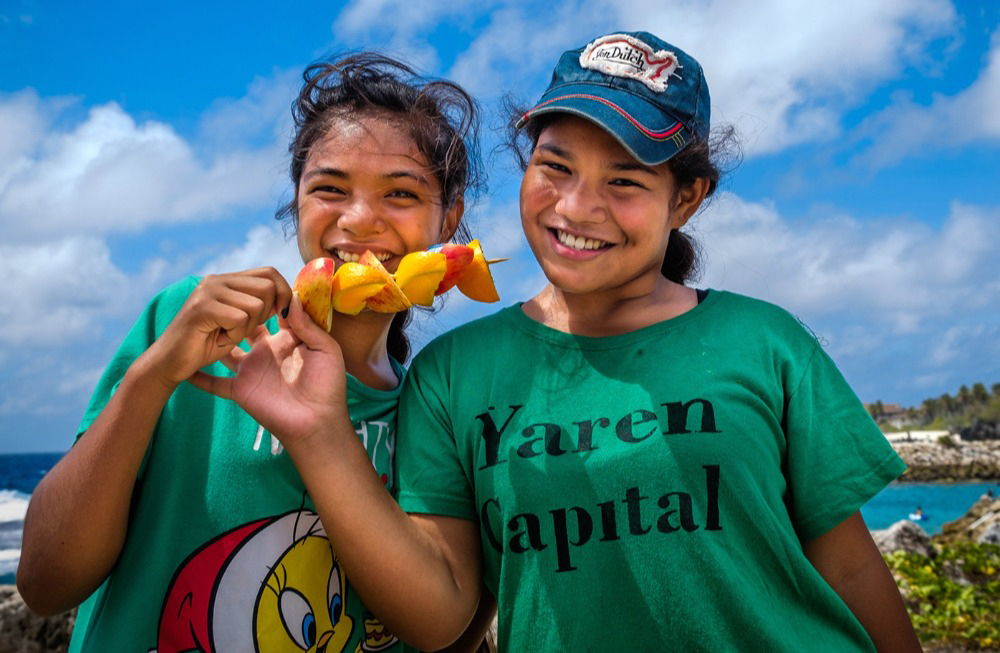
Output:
[187, 370, 234, 400]
[284, 295, 341, 354]
[195, 268, 292, 346]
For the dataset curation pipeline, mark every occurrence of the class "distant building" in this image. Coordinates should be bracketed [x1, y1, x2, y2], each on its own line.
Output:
[864, 402, 910, 429]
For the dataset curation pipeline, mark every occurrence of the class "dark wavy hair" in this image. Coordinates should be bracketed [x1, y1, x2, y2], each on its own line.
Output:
[507, 106, 739, 284]
[277, 53, 484, 362]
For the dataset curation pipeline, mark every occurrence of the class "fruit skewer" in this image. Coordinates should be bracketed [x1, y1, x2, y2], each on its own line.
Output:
[293, 240, 502, 331]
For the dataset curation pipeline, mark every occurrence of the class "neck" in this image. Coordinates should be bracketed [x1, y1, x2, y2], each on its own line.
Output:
[329, 311, 399, 391]
[523, 277, 697, 337]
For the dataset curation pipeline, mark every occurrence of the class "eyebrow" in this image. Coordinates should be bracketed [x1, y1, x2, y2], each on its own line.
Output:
[303, 167, 431, 186]
[537, 144, 659, 176]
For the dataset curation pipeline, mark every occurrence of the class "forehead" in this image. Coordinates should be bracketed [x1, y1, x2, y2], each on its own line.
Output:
[536, 115, 627, 155]
[535, 115, 669, 176]
[303, 116, 430, 174]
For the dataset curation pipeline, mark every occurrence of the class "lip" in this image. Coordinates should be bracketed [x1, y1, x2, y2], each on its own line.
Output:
[546, 227, 613, 261]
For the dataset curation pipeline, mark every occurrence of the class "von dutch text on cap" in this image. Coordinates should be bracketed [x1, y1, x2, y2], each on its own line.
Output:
[592, 43, 648, 72]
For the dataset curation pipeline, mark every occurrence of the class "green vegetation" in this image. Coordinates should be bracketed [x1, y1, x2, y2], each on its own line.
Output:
[885, 542, 1000, 651]
[868, 381, 1000, 433]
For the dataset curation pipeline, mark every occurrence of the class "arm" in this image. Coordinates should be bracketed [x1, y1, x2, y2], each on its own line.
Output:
[431, 586, 497, 653]
[17, 269, 291, 616]
[190, 298, 484, 650]
[803, 511, 922, 653]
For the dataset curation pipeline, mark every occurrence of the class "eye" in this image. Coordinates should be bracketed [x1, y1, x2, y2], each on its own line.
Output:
[387, 189, 419, 200]
[311, 184, 346, 197]
[278, 588, 315, 649]
[328, 560, 344, 624]
[543, 161, 571, 174]
[609, 178, 645, 188]
[330, 593, 343, 625]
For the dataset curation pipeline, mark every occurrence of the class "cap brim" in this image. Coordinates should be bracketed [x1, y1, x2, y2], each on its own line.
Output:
[517, 83, 694, 165]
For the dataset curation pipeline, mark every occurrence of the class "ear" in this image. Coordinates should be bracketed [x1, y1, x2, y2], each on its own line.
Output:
[439, 197, 465, 242]
[670, 177, 711, 230]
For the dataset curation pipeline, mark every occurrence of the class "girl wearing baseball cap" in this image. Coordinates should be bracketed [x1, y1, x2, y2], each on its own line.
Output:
[195, 32, 922, 651]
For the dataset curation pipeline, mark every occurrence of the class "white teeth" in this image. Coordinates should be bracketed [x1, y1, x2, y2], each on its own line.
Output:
[555, 230, 608, 251]
[335, 250, 391, 262]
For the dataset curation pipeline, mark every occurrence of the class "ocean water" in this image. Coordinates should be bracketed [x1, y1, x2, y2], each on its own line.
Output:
[0, 453, 997, 585]
[0, 452, 63, 584]
[860, 480, 999, 536]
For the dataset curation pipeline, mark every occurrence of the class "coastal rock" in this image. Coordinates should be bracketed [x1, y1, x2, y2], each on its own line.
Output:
[0, 586, 73, 653]
[891, 439, 1000, 482]
[979, 521, 1000, 545]
[872, 519, 933, 557]
[934, 495, 1000, 546]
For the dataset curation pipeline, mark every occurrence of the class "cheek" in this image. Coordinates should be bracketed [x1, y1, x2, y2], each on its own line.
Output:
[519, 171, 558, 215]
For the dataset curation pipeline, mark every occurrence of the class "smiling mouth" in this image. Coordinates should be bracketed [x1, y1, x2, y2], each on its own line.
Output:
[553, 229, 611, 251]
[335, 249, 392, 263]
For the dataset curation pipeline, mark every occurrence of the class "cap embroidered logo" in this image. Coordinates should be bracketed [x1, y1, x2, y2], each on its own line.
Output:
[579, 34, 679, 93]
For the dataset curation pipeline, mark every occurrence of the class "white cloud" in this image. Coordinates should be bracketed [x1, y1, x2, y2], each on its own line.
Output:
[697, 195, 1000, 333]
[0, 237, 135, 347]
[853, 28, 1000, 167]
[197, 69, 300, 150]
[0, 95, 285, 245]
[198, 224, 304, 285]
[404, 0, 958, 154]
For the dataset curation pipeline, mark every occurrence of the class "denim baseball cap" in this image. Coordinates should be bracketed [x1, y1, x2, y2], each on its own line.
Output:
[517, 31, 710, 165]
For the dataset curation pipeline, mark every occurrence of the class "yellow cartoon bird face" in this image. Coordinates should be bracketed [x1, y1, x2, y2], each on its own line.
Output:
[255, 533, 354, 652]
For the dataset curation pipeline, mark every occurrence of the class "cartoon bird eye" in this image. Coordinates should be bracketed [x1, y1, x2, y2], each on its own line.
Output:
[328, 561, 344, 624]
[279, 588, 315, 650]
[330, 594, 343, 625]
[302, 614, 317, 648]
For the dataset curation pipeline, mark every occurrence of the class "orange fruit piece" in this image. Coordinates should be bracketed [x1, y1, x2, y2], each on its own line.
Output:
[394, 251, 447, 307]
[293, 257, 336, 331]
[358, 251, 411, 313]
[456, 239, 499, 303]
[331, 262, 388, 315]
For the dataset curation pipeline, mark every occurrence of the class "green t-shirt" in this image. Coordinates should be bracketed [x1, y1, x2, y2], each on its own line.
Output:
[396, 290, 906, 652]
[68, 277, 407, 653]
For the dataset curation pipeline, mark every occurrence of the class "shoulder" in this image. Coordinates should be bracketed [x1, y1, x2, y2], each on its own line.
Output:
[707, 290, 823, 345]
[153, 276, 202, 305]
[138, 276, 202, 331]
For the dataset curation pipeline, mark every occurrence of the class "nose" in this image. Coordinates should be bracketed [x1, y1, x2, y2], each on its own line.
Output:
[555, 179, 606, 225]
[316, 630, 333, 652]
[337, 196, 386, 237]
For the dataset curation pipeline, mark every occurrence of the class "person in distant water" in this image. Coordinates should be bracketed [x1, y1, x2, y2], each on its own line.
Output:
[17, 54, 494, 653]
[190, 30, 923, 652]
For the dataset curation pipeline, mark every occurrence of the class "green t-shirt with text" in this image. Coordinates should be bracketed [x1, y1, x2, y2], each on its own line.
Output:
[396, 290, 905, 652]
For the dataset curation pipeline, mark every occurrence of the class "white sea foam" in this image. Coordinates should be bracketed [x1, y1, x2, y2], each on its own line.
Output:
[0, 490, 29, 578]
[0, 490, 30, 524]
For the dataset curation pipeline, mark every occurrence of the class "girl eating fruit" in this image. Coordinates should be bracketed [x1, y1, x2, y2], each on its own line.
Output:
[17, 53, 493, 653]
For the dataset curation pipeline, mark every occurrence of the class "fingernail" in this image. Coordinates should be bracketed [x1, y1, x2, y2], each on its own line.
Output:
[281, 306, 289, 318]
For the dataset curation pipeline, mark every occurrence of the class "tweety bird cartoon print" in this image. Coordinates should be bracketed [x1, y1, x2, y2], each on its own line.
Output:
[150, 510, 397, 652]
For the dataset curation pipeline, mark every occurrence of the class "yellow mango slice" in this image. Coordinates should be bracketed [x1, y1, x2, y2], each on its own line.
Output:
[394, 251, 447, 307]
[456, 239, 499, 303]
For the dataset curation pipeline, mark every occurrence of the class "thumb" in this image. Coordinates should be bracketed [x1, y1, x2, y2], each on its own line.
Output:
[285, 295, 341, 354]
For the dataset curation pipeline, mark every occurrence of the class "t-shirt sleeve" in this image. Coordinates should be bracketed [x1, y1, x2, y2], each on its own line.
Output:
[783, 342, 907, 540]
[395, 341, 478, 521]
[75, 278, 199, 476]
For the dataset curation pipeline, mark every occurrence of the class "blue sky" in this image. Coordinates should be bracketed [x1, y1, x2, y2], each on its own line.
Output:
[1, 0, 998, 453]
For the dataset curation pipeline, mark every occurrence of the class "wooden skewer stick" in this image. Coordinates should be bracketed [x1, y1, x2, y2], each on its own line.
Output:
[486, 257, 509, 265]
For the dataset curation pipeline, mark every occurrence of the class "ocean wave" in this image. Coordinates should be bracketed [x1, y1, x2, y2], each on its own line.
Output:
[0, 489, 30, 525]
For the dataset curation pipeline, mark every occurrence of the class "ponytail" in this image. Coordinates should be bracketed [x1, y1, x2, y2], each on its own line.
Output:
[386, 310, 412, 363]
[661, 230, 700, 284]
